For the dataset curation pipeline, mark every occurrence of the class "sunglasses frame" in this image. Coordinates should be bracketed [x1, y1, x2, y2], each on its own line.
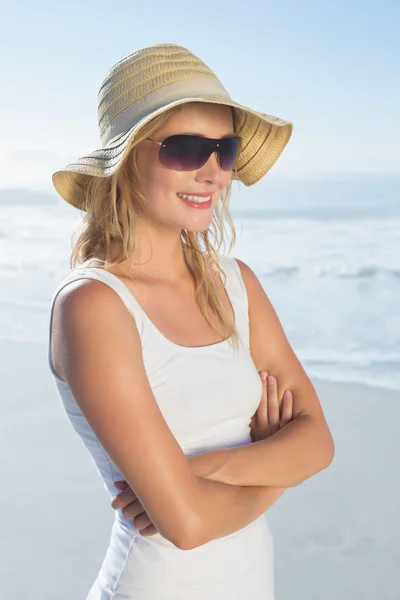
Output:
[146, 134, 241, 172]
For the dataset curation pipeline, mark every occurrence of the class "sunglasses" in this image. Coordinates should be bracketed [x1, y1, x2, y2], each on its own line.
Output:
[147, 134, 241, 172]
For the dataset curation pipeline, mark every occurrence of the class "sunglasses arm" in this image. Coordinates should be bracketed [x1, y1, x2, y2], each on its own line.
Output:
[147, 138, 163, 147]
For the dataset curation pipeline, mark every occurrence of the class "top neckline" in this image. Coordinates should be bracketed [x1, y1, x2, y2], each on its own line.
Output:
[67, 256, 237, 354]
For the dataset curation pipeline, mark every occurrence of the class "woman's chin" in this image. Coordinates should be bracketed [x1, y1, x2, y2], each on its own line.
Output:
[184, 216, 214, 233]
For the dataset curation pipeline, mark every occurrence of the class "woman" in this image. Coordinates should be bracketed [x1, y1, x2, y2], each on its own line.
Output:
[48, 44, 334, 599]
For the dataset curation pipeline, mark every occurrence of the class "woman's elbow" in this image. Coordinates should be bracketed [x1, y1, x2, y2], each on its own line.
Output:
[171, 516, 203, 550]
[307, 419, 335, 480]
[316, 423, 335, 472]
[324, 433, 335, 467]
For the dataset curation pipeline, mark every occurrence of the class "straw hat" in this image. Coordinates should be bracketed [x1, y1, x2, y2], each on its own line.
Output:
[52, 43, 293, 210]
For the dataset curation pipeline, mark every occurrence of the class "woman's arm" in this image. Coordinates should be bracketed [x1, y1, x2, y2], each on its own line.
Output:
[219, 258, 335, 487]
[112, 371, 291, 540]
[113, 476, 287, 543]
[188, 448, 288, 546]
[188, 413, 332, 488]
[191, 479, 287, 547]
[191, 259, 335, 490]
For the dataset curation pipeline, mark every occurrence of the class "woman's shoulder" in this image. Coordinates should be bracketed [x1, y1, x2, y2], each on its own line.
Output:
[217, 253, 250, 285]
[223, 256, 258, 289]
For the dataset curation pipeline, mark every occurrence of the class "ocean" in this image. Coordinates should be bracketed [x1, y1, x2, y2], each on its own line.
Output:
[1, 174, 399, 391]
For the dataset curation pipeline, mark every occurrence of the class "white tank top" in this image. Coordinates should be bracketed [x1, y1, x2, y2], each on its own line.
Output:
[47, 254, 275, 599]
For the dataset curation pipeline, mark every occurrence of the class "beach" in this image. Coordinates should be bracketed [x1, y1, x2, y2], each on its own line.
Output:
[1, 177, 399, 597]
[1, 337, 399, 599]
[2, 0, 399, 595]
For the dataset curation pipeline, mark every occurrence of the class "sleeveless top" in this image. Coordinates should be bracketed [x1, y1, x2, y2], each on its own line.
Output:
[47, 254, 275, 599]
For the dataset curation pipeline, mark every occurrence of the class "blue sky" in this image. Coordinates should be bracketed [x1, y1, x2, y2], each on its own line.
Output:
[1, 0, 399, 190]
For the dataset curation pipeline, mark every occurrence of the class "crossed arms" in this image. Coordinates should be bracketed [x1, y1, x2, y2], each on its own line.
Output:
[56, 258, 334, 550]
[112, 259, 334, 545]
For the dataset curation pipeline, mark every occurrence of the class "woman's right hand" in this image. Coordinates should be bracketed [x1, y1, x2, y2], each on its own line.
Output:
[250, 372, 294, 442]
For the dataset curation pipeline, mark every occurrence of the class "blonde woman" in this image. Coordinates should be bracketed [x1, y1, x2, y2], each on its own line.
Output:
[48, 44, 334, 599]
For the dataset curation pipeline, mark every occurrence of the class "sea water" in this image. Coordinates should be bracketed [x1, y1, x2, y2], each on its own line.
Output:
[1, 174, 398, 391]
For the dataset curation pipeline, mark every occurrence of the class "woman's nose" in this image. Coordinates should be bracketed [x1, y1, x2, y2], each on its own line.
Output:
[195, 152, 223, 184]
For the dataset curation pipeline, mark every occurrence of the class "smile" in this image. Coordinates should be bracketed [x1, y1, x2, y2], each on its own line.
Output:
[177, 193, 212, 204]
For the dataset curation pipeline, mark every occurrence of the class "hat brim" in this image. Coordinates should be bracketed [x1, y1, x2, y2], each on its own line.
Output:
[52, 97, 293, 210]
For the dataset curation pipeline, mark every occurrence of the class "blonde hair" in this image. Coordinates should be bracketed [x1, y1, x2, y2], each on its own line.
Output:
[70, 105, 240, 351]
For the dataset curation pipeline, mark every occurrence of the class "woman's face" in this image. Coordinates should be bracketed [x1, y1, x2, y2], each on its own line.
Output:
[134, 103, 235, 233]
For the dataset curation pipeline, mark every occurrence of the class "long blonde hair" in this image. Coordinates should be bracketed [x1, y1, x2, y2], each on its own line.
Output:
[70, 105, 240, 350]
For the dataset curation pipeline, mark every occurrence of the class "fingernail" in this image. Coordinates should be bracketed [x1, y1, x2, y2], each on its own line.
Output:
[261, 371, 268, 381]
[268, 376, 275, 386]
[284, 391, 292, 399]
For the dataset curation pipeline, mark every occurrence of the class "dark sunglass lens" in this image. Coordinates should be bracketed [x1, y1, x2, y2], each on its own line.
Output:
[218, 137, 241, 170]
[158, 135, 241, 171]
[159, 135, 206, 171]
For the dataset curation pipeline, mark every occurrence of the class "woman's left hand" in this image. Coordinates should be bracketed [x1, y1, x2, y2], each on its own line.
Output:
[250, 371, 294, 442]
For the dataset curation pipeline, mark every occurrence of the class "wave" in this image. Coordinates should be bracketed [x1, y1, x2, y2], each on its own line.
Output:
[301, 350, 400, 392]
[300, 349, 400, 365]
[1, 258, 398, 283]
[315, 265, 400, 279]
[258, 265, 300, 277]
[257, 264, 400, 280]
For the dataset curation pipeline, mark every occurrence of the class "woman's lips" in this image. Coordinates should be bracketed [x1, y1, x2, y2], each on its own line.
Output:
[177, 192, 213, 209]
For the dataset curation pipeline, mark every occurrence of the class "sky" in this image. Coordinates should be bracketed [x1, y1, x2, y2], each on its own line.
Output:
[1, 0, 399, 191]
